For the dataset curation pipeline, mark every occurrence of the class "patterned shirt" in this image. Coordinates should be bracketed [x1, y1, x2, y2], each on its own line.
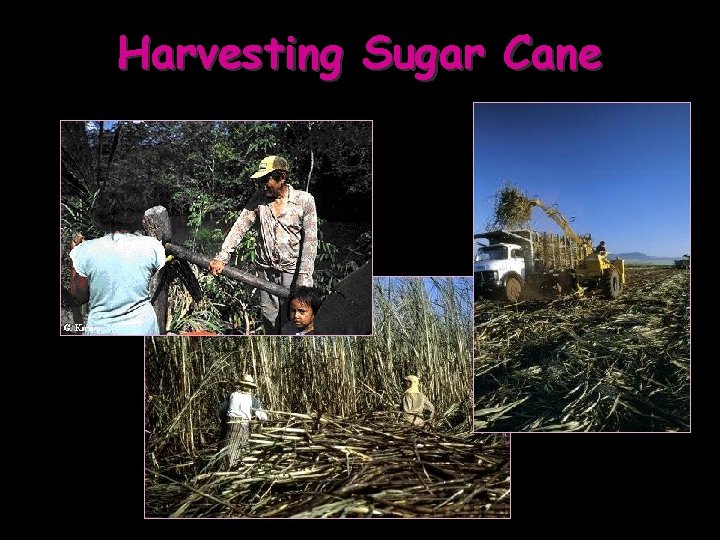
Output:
[216, 185, 318, 283]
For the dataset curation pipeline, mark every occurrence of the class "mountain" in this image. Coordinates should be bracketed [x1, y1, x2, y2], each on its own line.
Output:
[614, 252, 684, 264]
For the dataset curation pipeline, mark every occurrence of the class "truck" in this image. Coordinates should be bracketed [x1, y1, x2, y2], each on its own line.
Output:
[674, 255, 690, 269]
[474, 198, 625, 302]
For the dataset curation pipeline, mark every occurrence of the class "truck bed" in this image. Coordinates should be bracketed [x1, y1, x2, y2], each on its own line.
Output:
[475, 229, 591, 272]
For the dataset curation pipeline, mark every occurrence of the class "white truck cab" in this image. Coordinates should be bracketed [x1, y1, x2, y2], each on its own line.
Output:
[474, 242, 526, 295]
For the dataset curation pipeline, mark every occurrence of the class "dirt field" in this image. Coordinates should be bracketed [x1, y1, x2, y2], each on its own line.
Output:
[474, 266, 690, 432]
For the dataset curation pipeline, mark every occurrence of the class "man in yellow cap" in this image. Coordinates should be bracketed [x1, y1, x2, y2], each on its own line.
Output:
[209, 156, 318, 334]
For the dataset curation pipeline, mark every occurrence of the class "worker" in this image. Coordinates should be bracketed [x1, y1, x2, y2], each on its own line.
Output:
[401, 375, 435, 427]
[218, 374, 268, 468]
[209, 155, 318, 334]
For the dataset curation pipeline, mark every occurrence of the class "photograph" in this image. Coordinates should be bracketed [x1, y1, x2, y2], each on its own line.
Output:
[144, 276, 510, 518]
[473, 103, 690, 432]
[60, 120, 372, 336]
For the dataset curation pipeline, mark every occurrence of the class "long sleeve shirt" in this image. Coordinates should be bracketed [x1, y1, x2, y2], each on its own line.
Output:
[216, 186, 318, 283]
[227, 391, 268, 421]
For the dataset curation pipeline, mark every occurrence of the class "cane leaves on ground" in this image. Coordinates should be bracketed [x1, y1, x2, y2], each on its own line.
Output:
[474, 266, 690, 432]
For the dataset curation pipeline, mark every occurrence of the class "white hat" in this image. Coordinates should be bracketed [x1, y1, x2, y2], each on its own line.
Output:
[237, 374, 257, 388]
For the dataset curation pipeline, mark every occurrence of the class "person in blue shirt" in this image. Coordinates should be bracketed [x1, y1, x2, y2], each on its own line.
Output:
[68, 187, 165, 335]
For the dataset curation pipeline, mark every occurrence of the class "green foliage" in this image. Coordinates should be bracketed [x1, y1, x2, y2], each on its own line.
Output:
[231, 229, 258, 265]
[186, 194, 212, 229]
[315, 225, 371, 293]
[317, 237, 338, 264]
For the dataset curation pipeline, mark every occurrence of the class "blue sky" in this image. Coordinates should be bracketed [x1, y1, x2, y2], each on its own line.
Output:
[375, 277, 472, 322]
[86, 121, 119, 130]
[473, 103, 690, 257]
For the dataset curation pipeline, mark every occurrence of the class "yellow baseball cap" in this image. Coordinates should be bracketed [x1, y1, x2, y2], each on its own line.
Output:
[250, 155, 289, 179]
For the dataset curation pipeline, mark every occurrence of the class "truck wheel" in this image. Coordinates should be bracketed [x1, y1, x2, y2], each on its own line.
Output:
[504, 275, 523, 303]
[603, 268, 622, 299]
[557, 271, 576, 295]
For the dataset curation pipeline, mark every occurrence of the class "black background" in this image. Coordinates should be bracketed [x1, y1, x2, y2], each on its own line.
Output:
[53, 24, 702, 529]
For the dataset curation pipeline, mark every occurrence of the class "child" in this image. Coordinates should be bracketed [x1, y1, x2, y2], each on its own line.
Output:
[281, 286, 324, 335]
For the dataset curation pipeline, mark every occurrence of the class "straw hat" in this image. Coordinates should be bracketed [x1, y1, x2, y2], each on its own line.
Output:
[237, 374, 257, 388]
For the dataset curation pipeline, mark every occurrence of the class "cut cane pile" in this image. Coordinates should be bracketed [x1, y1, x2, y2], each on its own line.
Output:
[146, 412, 510, 518]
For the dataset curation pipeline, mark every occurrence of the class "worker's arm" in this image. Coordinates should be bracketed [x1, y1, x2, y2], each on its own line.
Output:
[424, 396, 435, 419]
[252, 396, 268, 421]
[68, 233, 89, 305]
[296, 194, 318, 287]
[402, 394, 414, 414]
[209, 196, 259, 275]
